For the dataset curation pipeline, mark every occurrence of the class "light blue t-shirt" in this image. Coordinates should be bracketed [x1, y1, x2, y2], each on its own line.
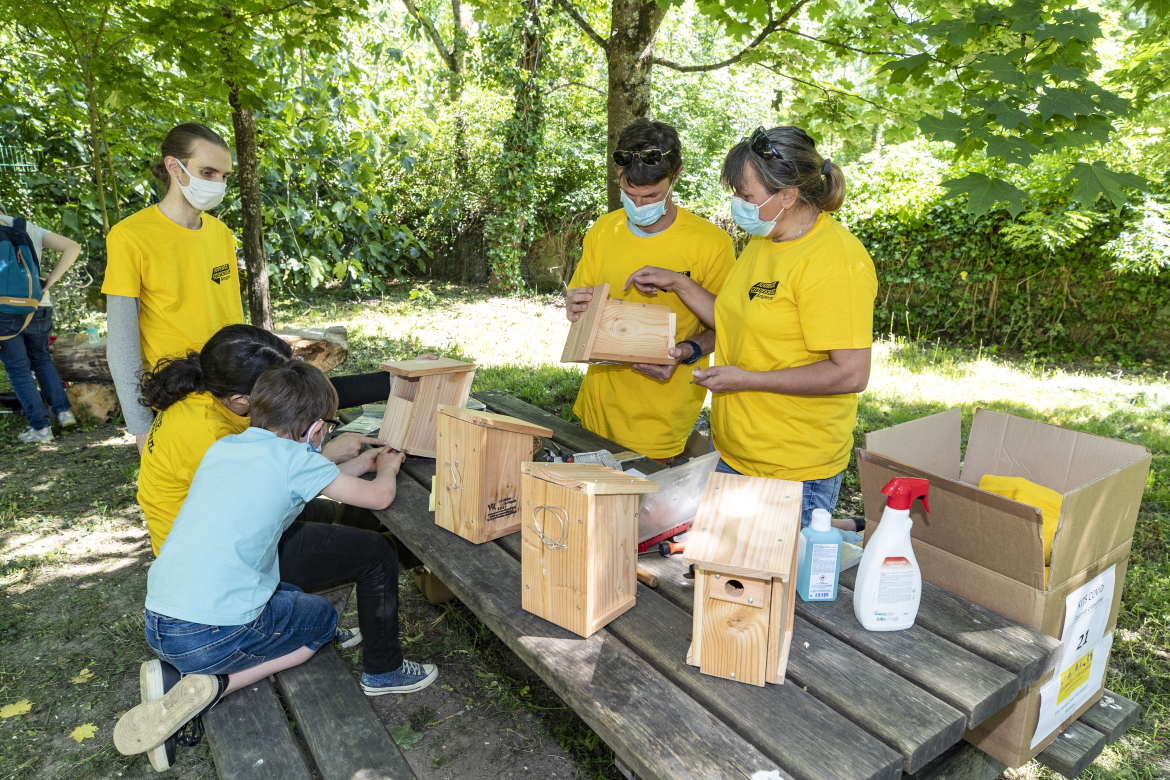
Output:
[145, 427, 340, 626]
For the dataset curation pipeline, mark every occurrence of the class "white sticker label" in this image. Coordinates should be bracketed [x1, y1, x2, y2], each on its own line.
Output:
[1057, 565, 1115, 669]
[807, 544, 838, 599]
[1031, 632, 1113, 748]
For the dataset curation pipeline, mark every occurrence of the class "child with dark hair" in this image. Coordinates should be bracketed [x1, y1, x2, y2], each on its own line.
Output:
[113, 359, 436, 765]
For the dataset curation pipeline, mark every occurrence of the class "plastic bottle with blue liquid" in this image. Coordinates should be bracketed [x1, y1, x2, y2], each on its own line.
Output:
[796, 508, 844, 602]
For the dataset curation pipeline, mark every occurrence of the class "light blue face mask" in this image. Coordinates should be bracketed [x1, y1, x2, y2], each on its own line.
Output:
[730, 192, 783, 237]
[621, 181, 674, 227]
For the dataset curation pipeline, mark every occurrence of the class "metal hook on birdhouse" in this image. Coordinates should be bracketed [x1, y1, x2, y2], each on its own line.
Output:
[528, 505, 569, 550]
[445, 460, 463, 490]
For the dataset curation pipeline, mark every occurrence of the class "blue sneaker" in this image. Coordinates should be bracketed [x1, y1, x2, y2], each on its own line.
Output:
[334, 627, 363, 649]
[360, 660, 438, 696]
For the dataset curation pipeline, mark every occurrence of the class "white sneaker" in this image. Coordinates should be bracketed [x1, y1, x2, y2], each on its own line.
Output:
[58, 410, 77, 427]
[18, 426, 54, 443]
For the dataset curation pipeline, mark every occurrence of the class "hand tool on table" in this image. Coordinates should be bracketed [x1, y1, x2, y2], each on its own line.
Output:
[636, 567, 659, 588]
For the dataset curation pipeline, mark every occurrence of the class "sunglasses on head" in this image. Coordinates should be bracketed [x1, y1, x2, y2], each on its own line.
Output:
[749, 127, 785, 161]
[612, 148, 673, 167]
[301, 418, 341, 439]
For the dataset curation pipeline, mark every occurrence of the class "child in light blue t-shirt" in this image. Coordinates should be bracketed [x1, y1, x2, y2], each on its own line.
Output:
[113, 360, 437, 760]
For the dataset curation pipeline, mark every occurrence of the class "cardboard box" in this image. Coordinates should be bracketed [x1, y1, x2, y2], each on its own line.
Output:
[857, 408, 1151, 767]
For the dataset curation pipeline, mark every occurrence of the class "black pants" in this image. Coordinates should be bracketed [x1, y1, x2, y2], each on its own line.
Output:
[329, 372, 391, 410]
[277, 500, 403, 674]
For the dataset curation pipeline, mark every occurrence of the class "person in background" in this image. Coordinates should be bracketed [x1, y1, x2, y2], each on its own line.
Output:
[113, 359, 435, 770]
[103, 122, 391, 454]
[0, 203, 80, 442]
[625, 127, 876, 539]
[563, 119, 735, 462]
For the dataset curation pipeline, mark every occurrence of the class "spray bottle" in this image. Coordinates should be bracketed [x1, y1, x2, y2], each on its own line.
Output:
[797, 508, 844, 602]
[853, 477, 930, 631]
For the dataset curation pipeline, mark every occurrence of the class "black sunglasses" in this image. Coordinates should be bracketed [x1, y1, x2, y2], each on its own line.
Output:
[750, 127, 785, 161]
[612, 148, 674, 167]
[301, 418, 341, 439]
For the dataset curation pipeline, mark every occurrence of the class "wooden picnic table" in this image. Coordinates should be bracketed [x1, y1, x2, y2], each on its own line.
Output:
[372, 389, 1111, 780]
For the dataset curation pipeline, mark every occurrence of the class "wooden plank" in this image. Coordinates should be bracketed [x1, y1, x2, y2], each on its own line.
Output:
[438, 404, 553, 437]
[1078, 689, 1143, 743]
[561, 282, 609, 363]
[379, 357, 476, 377]
[903, 742, 1006, 780]
[205, 678, 314, 780]
[481, 426, 530, 541]
[521, 462, 660, 495]
[586, 493, 639, 635]
[379, 393, 414, 451]
[795, 584, 1020, 728]
[637, 553, 967, 773]
[696, 569, 772, 686]
[1035, 720, 1107, 779]
[402, 370, 475, 456]
[375, 472, 790, 780]
[521, 472, 593, 635]
[840, 567, 1062, 687]
[587, 297, 676, 365]
[435, 412, 487, 541]
[682, 472, 802, 579]
[275, 645, 417, 780]
[495, 532, 904, 780]
[471, 390, 667, 474]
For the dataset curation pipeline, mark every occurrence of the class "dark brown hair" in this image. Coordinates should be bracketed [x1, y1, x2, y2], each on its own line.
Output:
[720, 126, 846, 213]
[249, 360, 339, 438]
[615, 118, 683, 187]
[149, 122, 230, 192]
[139, 324, 292, 411]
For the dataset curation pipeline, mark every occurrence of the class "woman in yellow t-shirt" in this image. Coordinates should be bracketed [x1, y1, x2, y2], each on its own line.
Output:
[626, 126, 877, 535]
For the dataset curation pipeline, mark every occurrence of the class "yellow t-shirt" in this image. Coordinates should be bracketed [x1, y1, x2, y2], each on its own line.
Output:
[138, 392, 250, 554]
[102, 205, 244, 371]
[711, 213, 877, 480]
[569, 207, 736, 458]
[978, 475, 1062, 568]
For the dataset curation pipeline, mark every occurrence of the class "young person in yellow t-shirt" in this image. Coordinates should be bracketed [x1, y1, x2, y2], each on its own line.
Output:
[564, 119, 735, 460]
[104, 123, 392, 454]
[626, 126, 877, 538]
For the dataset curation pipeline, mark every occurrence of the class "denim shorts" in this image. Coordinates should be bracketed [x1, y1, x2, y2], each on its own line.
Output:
[144, 583, 338, 675]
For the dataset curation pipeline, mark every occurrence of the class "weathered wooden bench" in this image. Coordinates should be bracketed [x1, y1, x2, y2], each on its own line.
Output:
[362, 389, 1144, 780]
[203, 584, 418, 780]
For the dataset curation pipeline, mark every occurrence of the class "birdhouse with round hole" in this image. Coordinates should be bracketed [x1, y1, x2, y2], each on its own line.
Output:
[435, 405, 553, 544]
[682, 472, 803, 686]
[520, 462, 659, 637]
[378, 358, 477, 457]
[560, 282, 677, 365]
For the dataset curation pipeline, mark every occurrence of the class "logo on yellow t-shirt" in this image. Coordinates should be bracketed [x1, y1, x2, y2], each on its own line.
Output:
[211, 264, 230, 285]
[748, 281, 778, 301]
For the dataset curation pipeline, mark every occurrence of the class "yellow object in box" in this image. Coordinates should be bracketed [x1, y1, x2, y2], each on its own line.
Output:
[979, 475, 1062, 573]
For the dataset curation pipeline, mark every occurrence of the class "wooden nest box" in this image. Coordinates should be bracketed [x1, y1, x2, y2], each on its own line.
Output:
[434, 405, 553, 543]
[520, 463, 659, 637]
[561, 283, 676, 365]
[378, 358, 477, 457]
[683, 473, 803, 686]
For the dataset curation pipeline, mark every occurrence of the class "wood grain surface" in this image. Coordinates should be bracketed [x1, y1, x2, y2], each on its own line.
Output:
[1035, 720, 1107, 779]
[205, 678, 314, 780]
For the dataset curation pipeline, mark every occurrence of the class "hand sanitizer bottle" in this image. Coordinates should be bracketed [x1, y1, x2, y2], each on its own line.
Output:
[796, 508, 843, 602]
[854, 477, 930, 631]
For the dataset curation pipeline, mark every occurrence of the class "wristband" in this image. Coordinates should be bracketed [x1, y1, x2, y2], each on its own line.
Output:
[680, 340, 704, 365]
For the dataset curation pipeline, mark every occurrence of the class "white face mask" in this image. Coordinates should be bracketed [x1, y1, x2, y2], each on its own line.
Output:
[173, 158, 226, 211]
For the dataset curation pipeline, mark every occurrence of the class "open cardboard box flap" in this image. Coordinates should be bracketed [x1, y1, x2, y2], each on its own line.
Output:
[861, 408, 1151, 591]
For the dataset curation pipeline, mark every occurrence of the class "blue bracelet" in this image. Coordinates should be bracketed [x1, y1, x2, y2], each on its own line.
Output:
[680, 340, 704, 365]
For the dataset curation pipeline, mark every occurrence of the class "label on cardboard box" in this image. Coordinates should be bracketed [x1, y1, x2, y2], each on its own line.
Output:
[1030, 565, 1117, 748]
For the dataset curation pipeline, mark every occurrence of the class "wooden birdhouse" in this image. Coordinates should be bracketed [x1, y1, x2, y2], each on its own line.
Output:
[561, 283, 676, 366]
[683, 473, 803, 686]
[520, 462, 659, 637]
[378, 358, 477, 457]
[434, 405, 553, 544]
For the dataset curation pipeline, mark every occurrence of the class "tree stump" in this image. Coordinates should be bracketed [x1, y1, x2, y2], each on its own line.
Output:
[274, 326, 349, 372]
[66, 382, 120, 422]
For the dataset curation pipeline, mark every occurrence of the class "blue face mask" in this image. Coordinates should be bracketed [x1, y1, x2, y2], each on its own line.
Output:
[621, 181, 673, 227]
[730, 192, 783, 237]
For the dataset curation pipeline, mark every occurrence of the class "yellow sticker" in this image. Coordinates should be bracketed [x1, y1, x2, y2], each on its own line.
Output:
[1058, 650, 1094, 704]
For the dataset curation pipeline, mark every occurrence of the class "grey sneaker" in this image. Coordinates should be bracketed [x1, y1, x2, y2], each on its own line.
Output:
[334, 627, 363, 649]
[17, 426, 53, 443]
[360, 660, 437, 696]
[58, 410, 77, 427]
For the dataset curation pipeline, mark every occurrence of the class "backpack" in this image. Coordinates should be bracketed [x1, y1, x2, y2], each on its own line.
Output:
[0, 217, 42, 340]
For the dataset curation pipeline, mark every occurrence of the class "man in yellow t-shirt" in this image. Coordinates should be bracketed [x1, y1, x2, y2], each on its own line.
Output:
[565, 119, 735, 459]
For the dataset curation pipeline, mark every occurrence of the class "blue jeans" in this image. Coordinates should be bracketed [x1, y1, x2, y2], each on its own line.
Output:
[0, 308, 70, 431]
[144, 583, 338, 675]
[714, 458, 859, 539]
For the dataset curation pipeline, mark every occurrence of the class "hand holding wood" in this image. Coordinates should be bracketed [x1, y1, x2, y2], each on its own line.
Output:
[632, 345, 688, 381]
[564, 286, 593, 322]
[375, 447, 406, 477]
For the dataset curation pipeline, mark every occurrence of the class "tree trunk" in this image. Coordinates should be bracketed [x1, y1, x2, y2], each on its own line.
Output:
[83, 76, 111, 235]
[604, 0, 666, 211]
[228, 89, 273, 331]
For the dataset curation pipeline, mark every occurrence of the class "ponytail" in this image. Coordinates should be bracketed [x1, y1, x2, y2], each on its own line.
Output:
[138, 324, 294, 412]
[151, 122, 230, 193]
